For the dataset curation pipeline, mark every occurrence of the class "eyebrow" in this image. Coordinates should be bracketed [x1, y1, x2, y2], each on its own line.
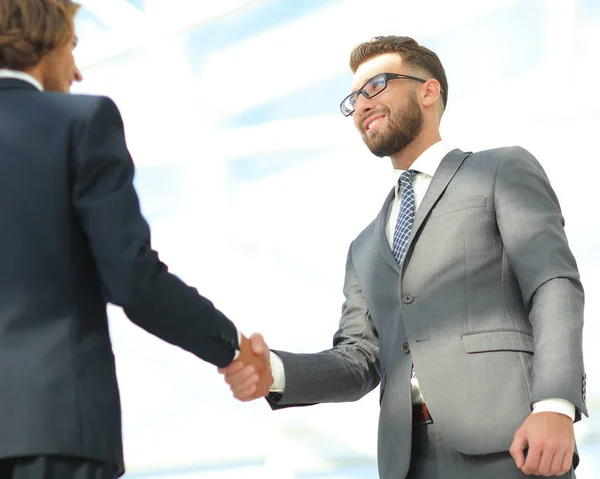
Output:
[351, 74, 378, 93]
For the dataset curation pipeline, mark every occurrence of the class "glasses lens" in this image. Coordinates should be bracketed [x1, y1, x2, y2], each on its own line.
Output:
[340, 93, 356, 116]
[363, 74, 386, 98]
[340, 74, 388, 116]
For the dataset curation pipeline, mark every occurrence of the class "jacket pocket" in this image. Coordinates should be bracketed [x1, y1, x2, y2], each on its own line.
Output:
[461, 329, 533, 354]
[431, 196, 487, 217]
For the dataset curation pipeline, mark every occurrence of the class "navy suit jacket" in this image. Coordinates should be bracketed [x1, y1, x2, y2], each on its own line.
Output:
[0, 78, 238, 474]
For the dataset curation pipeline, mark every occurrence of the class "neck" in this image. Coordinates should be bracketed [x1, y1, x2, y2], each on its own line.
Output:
[23, 64, 44, 86]
[389, 128, 442, 170]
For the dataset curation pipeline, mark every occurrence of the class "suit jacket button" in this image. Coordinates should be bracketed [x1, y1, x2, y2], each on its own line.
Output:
[401, 342, 410, 354]
[402, 294, 414, 304]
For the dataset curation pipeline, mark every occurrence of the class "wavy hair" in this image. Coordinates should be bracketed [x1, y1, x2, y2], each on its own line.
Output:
[0, 0, 80, 71]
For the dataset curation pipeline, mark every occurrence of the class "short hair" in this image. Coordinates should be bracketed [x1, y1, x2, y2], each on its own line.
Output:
[0, 0, 80, 71]
[349, 35, 448, 109]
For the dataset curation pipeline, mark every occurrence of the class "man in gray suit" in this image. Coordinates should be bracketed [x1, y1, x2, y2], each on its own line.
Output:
[219, 36, 587, 478]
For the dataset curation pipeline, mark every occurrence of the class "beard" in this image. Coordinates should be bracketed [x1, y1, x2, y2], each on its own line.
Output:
[362, 90, 424, 158]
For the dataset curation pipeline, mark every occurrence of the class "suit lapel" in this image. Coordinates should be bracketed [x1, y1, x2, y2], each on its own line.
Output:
[374, 148, 471, 275]
[375, 188, 400, 274]
[402, 149, 471, 268]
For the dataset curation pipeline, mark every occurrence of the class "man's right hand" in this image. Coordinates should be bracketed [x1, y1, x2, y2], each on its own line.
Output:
[219, 333, 272, 401]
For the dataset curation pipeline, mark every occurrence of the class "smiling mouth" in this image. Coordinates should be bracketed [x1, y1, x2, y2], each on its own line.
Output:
[365, 115, 385, 133]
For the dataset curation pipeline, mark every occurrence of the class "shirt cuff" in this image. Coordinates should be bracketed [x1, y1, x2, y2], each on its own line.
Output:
[233, 329, 242, 360]
[532, 398, 576, 421]
[269, 351, 286, 392]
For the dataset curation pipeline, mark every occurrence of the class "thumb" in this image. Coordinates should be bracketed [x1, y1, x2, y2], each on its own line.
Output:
[249, 333, 268, 356]
[509, 426, 528, 469]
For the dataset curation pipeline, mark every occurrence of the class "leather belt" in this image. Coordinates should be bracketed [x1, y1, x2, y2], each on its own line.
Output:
[412, 403, 433, 428]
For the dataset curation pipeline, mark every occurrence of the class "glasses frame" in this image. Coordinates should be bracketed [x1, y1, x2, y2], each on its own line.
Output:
[340, 72, 429, 117]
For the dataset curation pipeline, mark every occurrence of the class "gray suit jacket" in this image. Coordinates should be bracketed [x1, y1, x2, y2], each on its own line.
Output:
[269, 147, 587, 479]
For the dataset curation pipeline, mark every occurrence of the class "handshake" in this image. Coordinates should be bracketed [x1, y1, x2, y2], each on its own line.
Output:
[218, 333, 274, 401]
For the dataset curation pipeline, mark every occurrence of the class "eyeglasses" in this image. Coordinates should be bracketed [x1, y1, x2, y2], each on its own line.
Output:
[340, 72, 429, 117]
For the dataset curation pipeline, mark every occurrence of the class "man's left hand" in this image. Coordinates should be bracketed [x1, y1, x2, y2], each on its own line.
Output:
[510, 412, 574, 476]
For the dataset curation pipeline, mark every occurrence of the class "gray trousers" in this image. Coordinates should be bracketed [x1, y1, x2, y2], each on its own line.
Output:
[406, 423, 575, 479]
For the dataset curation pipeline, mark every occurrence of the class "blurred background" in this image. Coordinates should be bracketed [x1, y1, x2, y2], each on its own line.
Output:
[71, 0, 600, 477]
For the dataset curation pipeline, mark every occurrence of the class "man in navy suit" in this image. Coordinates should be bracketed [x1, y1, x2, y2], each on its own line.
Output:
[0, 1, 271, 477]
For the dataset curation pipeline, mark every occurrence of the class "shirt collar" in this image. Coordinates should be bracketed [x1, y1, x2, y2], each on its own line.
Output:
[393, 140, 454, 197]
[0, 69, 44, 91]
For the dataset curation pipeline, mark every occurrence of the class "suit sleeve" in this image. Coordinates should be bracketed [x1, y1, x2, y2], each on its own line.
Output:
[268, 245, 380, 409]
[71, 96, 238, 368]
[494, 147, 586, 420]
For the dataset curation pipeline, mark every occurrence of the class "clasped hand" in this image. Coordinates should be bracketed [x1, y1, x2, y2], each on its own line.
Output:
[218, 333, 273, 401]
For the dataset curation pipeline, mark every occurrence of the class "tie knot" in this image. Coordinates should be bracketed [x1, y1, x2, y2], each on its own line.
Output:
[399, 169, 418, 186]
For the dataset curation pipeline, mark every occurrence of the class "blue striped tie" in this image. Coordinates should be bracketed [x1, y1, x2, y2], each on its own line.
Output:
[392, 170, 418, 266]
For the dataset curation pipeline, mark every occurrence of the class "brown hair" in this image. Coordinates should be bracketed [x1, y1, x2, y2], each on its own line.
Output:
[350, 35, 448, 109]
[0, 0, 80, 71]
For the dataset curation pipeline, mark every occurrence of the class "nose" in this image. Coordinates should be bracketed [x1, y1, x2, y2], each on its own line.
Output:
[73, 65, 83, 83]
[353, 93, 375, 125]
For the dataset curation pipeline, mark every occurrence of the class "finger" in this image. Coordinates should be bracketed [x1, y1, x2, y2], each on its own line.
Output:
[560, 442, 574, 475]
[230, 373, 259, 394]
[549, 448, 566, 477]
[521, 444, 542, 475]
[537, 448, 555, 477]
[509, 429, 527, 470]
[218, 360, 245, 375]
[235, 384, 258, 402]
[249, 333, 267, 355]
[224, 365, 256, 386]
[241, 349, 269, 371]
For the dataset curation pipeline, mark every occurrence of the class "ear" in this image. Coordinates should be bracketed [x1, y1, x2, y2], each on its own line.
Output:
[421, 78, 442, 108]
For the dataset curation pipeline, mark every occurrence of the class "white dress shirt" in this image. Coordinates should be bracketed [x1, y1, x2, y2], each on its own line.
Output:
[0, 69, 43, 91]
[269, 140, 575, 420]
